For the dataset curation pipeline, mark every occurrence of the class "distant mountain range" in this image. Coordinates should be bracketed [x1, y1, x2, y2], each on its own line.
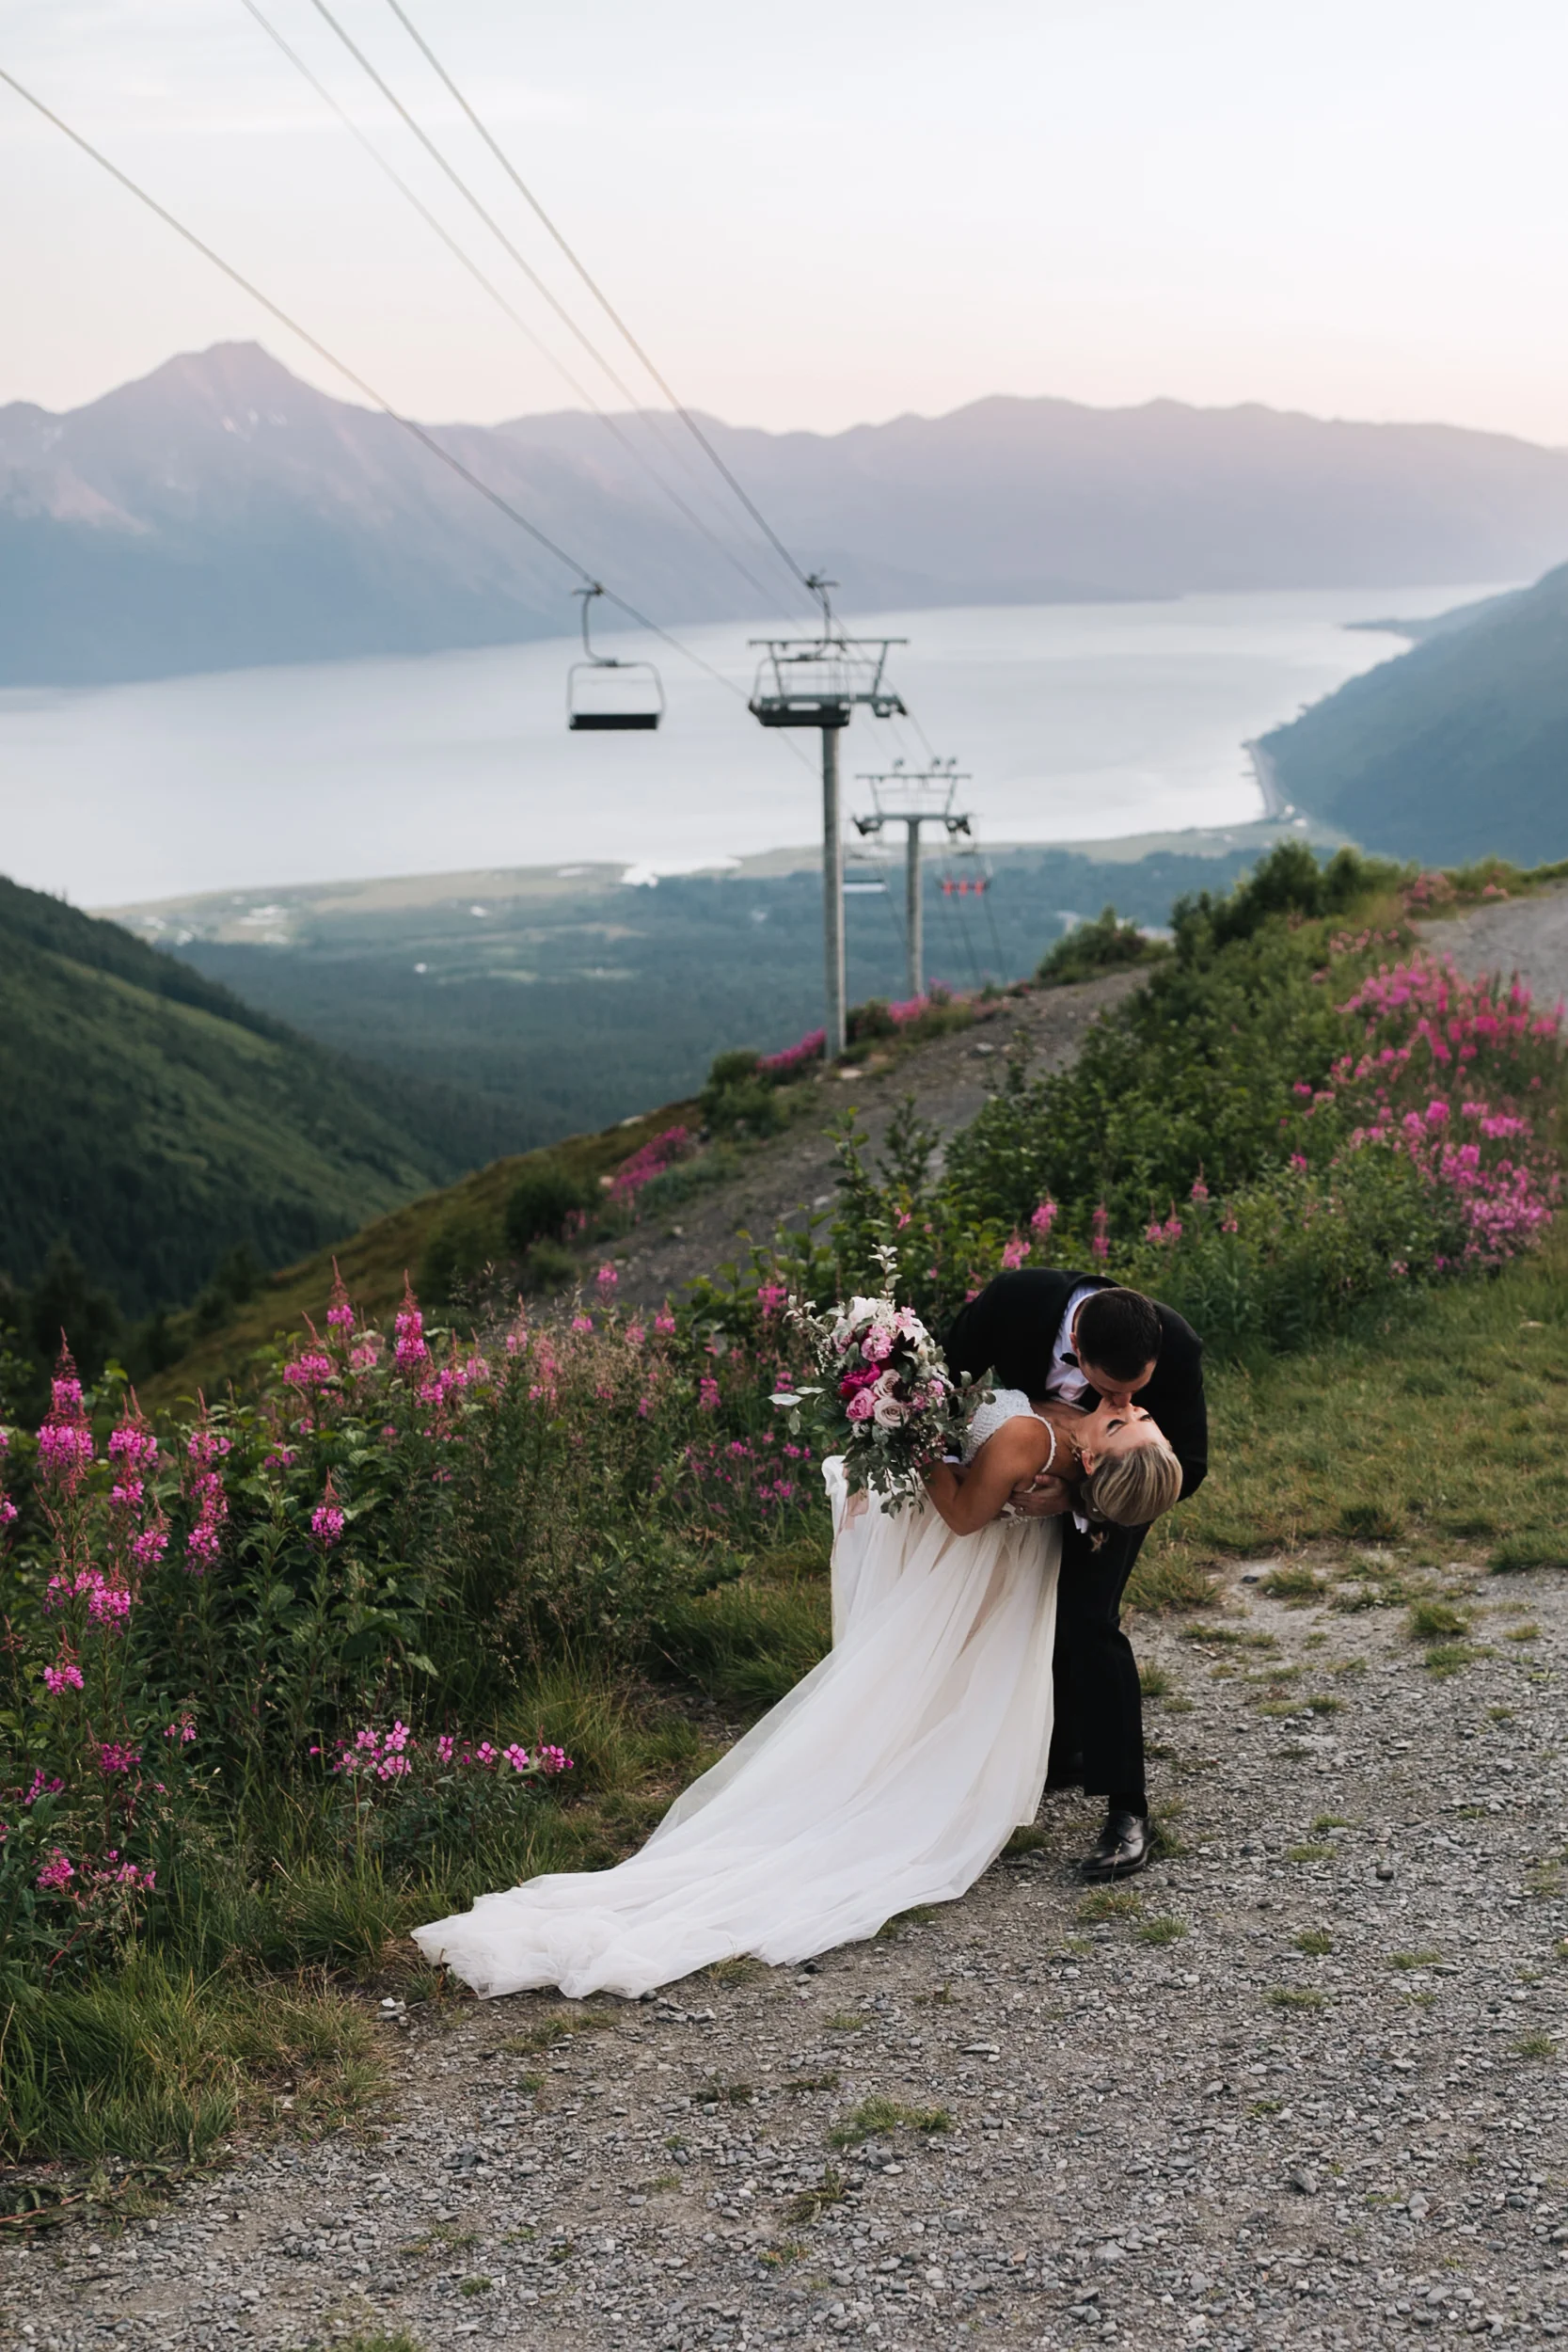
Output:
[1261, 564, 1568, 867]
[6, 342, 1568, 684]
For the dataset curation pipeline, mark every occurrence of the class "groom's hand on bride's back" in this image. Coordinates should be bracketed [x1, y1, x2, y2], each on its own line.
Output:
[1008, 1473, 1073, 1518]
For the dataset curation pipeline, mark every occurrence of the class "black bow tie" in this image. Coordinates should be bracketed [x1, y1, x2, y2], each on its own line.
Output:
[1061, 1351, 1079, 1368]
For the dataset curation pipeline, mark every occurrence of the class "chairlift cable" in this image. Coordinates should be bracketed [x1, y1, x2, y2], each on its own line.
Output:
[377, 0, 821, 610]
[301, 3, 676, 437]
[0, 61, 753, 703]
[234, 0, 788, 620]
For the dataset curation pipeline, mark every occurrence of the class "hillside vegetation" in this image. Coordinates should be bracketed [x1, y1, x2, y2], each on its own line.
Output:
[0, 875, 515, 1353]
[1263, 560, 1568, 866]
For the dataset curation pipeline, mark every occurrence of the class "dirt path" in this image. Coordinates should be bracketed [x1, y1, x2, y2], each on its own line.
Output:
[616, 972, 1146, 1311]
[1420, 882, 1568, 1011]
[8, 1554, 1567, 2352]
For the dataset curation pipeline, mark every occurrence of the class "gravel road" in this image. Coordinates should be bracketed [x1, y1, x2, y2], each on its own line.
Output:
[8, 1557, 1567, 2352]
[1421, 882, 1568, 1009]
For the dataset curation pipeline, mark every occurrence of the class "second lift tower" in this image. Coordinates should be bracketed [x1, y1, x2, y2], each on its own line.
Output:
[853, 759, 972, 1003]
[748, 577, 907, 1058]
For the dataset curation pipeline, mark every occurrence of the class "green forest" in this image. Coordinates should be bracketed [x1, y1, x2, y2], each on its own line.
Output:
[0, 876, 515, 1345]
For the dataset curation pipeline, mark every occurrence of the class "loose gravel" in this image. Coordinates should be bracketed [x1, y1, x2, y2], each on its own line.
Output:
[8, 1554, 1567, 2352]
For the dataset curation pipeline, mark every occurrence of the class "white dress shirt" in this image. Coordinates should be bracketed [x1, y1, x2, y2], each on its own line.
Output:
[1043, 1281, 1101, 1527]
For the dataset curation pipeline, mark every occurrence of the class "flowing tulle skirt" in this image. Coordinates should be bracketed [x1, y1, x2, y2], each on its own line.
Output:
[411, 1464, 1060, 1999]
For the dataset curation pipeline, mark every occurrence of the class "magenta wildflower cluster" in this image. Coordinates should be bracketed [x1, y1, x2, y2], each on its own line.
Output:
[608, 1124, 695, 1206]
[313, 1718, 574, 1788]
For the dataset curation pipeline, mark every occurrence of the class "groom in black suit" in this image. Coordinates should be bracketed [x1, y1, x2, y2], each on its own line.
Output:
[944, 1272, 1207, 1882]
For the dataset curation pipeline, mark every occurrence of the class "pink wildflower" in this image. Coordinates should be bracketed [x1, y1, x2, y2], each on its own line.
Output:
[43, 1658, 85, 1695]
[1090, 1203, 1111, 1263]
[698, 1375, 721, 1413]
[37, 1851, 75, 1893]
[394, 1278, 430, 1372]
[1030, 1198, 1059, 1235]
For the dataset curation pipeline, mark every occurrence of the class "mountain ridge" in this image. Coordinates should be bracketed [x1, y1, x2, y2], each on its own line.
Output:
[7, 342, 1568, 684]
[1261, 560, 1568, 866]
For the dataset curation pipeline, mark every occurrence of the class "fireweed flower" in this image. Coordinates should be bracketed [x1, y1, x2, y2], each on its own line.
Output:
[283, 1352, 335, 1391]
[1090, 1203, 1111, 1263]
[654, 1308, 677, 1337]
[1000, 1232, 1029, 1270]
[1030, 1198, 1059, 1234]
[36, 1851, 75, 1893]
[98, 1741, 142, 1777]
[42, 1658, 85, 1694]
[698, 1375, 721, 1412]
[394, 1279, 430, 1372]
[311, 1497, 346, 1548]
[595, 1263, 619, 1295]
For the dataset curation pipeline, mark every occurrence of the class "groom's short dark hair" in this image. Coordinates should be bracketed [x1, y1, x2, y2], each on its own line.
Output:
[1077, 1287, 1163, 1381]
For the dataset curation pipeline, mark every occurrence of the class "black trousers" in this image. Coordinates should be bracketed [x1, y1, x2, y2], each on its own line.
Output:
[1049, 1518, 1148, 1800]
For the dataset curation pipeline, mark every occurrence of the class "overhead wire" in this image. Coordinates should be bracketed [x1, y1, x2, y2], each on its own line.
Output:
[378, 0, 821, 611]
[301, 0, 808, 623]
[0, 59, 755, 704]
[234, 0, 789, 619]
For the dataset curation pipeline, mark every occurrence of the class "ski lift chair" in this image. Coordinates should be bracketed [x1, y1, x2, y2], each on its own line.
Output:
[567, 585, 665, 731]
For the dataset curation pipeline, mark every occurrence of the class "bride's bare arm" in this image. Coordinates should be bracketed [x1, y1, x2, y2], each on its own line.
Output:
[926, 1419, 1054, 1535]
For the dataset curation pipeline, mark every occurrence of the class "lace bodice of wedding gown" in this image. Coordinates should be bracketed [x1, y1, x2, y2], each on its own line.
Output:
[962, 1385, 1049, 1460]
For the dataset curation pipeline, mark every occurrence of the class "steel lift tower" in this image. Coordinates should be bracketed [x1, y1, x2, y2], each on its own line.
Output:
[748, 578, 907, 1057]
[853, 759, 972, 1001]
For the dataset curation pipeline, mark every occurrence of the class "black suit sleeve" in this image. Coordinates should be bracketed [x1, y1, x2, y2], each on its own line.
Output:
[1148, 1311, 1208, 1501]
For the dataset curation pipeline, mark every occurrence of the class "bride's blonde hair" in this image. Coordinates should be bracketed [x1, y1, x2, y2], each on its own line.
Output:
[1084, 1435, 1181, 1529]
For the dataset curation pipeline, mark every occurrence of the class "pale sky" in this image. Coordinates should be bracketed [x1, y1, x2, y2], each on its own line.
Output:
[4, 0, 1568, 442]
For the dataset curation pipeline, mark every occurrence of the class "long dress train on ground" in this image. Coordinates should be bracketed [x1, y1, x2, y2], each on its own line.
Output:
[411, 1392, 1061, 1999]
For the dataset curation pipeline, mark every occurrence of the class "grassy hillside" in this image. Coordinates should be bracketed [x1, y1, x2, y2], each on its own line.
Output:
[1263, 561, 1568, 866]
[0, 874, 522, 1331]
[139, 1096, 699, 1408]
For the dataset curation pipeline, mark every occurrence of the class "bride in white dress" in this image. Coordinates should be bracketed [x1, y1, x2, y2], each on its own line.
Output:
[412, 1389, 1176, 2000]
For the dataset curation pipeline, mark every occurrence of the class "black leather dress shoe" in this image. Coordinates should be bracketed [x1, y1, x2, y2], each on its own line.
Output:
[1044, 1750, 1086, 1792]
[1079, 1809, 1154, 1882]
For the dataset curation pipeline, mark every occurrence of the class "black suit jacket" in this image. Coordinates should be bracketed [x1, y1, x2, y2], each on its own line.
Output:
[943, 1267, 1208, 1502]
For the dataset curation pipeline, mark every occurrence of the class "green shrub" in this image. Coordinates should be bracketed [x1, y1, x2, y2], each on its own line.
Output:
[503, 1165, 591, 1255]
[700, 1049, 786, 1139]
[417, 1214, 499, 1305]
[1036, 905, 1164, 988]
[523, 1238, 579, 1294]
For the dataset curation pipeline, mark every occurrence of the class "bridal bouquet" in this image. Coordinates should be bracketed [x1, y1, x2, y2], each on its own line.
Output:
[771, 1248, 982, 1507]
